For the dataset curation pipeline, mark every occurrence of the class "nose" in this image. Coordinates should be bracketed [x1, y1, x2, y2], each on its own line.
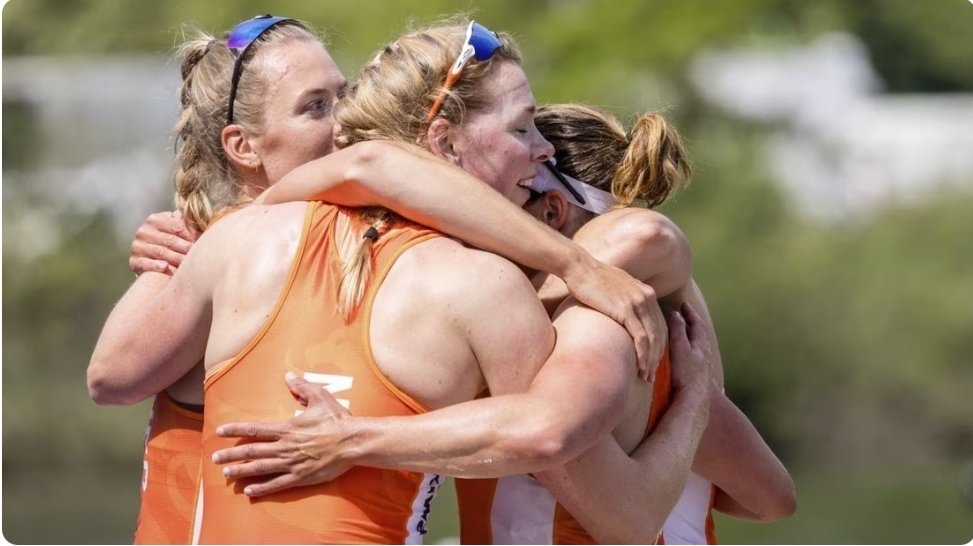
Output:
[532, 129, 554, 164]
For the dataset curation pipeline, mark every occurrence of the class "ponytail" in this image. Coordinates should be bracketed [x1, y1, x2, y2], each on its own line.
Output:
[612, 112, 691, 208]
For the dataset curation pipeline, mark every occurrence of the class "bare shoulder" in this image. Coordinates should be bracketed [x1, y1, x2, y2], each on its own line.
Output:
[583, 208, 687, 252]
[575, 208, 692, 298]
[398, 237, 536, 299]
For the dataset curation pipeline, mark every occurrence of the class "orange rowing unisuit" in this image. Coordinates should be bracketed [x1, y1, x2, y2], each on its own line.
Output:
[456, 348, 672, 544]
[196, 202, 442, 544]
[133, 391, 203, 545]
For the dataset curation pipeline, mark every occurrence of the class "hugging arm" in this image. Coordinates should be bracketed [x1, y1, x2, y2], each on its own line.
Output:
[213, 301, 634, 496]
[533, 306, 713, 544]
[696, 393, 797, 521]
[664, 280, 796, 521]
[259, 139, 665, 374]
[87, 236, 214, 405]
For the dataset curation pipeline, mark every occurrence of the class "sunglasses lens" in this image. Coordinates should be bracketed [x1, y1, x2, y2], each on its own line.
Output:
[227, 15, 288, 52]
[468, 22, 502, 61]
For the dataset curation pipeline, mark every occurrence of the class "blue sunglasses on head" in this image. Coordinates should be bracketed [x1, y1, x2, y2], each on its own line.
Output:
[225, 14, 294, 125]
[423, 21, 503, 126]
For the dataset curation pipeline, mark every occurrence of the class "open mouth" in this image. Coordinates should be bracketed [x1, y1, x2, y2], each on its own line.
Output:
[518, 179, 544, 204]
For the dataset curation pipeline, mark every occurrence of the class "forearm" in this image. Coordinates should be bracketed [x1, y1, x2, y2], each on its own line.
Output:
[344, 312, 629, 478]
[264, 140, 590, 279]
[535, 383, 711, 544]
[693, 392, 796, 521]
[342, 392, 591, 478]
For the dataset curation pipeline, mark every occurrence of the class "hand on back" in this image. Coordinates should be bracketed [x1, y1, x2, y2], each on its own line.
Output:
[129, 210, 199, 275]
[667, 302, 715, 394]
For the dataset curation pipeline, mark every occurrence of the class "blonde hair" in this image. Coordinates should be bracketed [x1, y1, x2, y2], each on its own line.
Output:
[534, 104, 691, 209]
[172, 20, 321, 232]
[332, 19, 523, 317]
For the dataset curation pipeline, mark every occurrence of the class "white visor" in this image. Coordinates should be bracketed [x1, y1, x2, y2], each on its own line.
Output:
[527, 161, 618, 215]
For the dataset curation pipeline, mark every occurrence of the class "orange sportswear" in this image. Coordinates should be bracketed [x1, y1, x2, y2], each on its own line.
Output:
[133, 391, 204, 544]
[456, 348, 672, 544]
[196, 202, 443, 544]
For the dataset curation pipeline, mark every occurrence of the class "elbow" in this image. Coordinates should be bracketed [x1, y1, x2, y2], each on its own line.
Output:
[508, 419, 574, 471]
[753, 478, 798, 522]
[765, 478, 798, 521]
[87, 359, 141, 406]
[344, 140, 386, 174]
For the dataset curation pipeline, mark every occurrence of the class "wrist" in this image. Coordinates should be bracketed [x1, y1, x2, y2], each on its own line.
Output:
[673, 380, 710, 407]
[558, 243, 596, 285]
[331, 415, 370, 467]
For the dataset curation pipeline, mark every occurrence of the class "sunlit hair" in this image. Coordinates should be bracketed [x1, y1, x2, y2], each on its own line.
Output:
[534, 103, 691, 211]
[331, 18, 522, 318]
[172, 20, 321, 232]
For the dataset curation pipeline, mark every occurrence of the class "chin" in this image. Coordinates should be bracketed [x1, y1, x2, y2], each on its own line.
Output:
[508, 187, 530, 207]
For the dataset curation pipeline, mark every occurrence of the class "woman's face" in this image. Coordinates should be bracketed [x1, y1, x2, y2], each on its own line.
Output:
[249, 39, 346, 186]
[450, 61, 554, 206]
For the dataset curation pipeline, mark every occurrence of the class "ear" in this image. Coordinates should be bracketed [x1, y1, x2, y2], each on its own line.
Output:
[221, 124, 261, 171]
[533, 191, 572, 231]
[426, 118, 461, 166]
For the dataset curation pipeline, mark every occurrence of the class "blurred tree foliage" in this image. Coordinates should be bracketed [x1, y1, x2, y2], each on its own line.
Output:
[3, 0, 972, 543]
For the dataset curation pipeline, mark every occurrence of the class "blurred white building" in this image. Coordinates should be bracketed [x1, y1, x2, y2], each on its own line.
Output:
[4, 33, 973, 262]
[691, 33, 973, 222]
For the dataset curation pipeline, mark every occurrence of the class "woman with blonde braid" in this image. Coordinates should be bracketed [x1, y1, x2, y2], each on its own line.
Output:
[89, 17, 684, 540]
[106, 16, 346, 543]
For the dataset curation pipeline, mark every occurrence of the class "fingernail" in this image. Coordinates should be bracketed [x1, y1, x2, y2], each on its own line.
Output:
[285, 371, 297, 382]
[222, 467, 231, 477]
[244, 486, 253, 496]
[212, 452, 221, 463]
[216, 426, 225, 436]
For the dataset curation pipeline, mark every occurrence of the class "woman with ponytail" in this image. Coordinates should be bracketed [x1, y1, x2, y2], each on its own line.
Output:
[206, 103, 795, 543]
[520, 103, 796, 543]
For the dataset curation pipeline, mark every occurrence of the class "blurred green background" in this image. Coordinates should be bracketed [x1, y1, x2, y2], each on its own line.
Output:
[3, 0, 972, 543]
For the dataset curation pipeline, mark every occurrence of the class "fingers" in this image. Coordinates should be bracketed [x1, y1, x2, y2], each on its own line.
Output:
[635, 285, 664, 382]
[220, 457, 290, 480]
[215, 422, 286, 443]
[284, 373, 351, 415]
[129, 256, 169, 276]
[130, 239, 188, 269]
[144, 211, 197, 244]
[666, 309, 689, 357]
[627, 315, 651, 381]
[679, 302, 703, 344]
[130, 211, 197, 274]
[242, 474, 304, 498]
[285, 372, 327, 403]
[134, 226, 194, 255]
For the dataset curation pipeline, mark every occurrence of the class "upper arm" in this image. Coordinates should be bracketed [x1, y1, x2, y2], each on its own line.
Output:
[458, 252, 557, 396]
[495, 300, 635, 464]
[88, 230, 217, 405]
